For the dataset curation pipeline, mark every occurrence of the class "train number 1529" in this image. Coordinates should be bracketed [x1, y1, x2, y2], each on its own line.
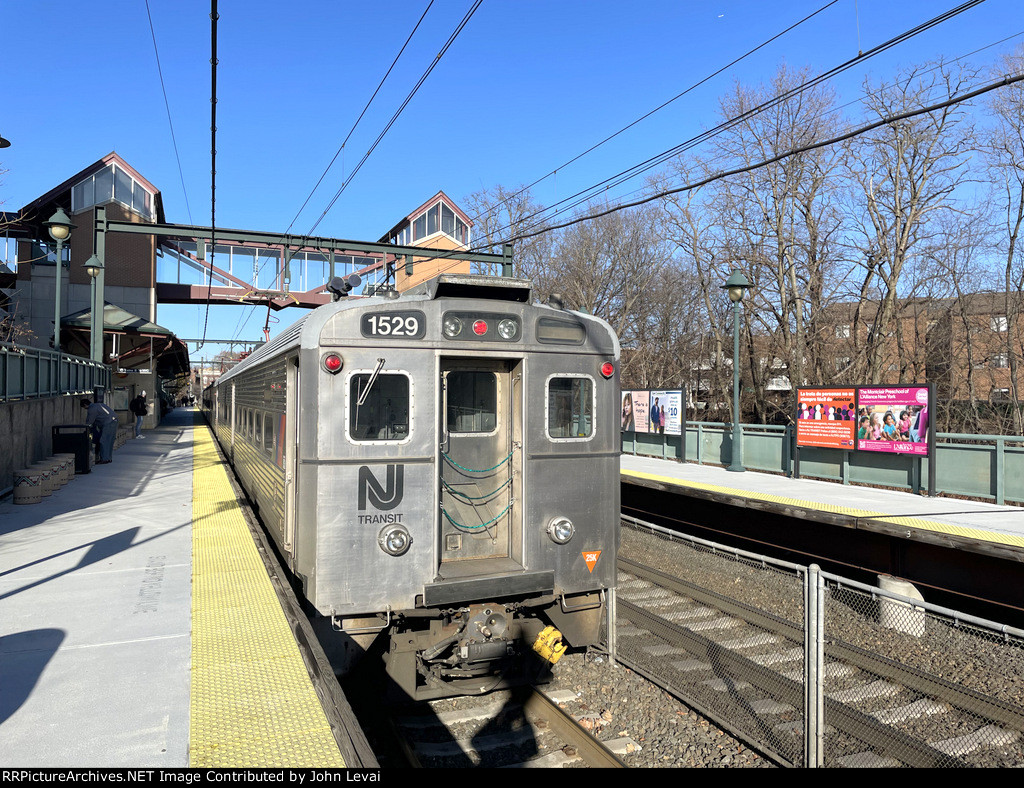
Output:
[360, 311, 426, 339]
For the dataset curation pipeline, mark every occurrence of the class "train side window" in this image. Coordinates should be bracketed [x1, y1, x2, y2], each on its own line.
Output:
[349, 373, 410, 442]
[263, 413, 275, 457]
[547, 375, 594, 440]
[446, 371, 497, 434]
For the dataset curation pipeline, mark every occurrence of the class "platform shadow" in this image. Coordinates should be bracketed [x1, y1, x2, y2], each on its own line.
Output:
[0, 628, 65, 726]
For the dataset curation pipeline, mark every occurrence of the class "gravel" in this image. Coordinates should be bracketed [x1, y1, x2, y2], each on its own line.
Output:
[542, 647, 775, 767]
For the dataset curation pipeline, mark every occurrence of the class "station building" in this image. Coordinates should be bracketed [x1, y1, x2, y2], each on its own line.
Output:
[2, 154, 479, 424]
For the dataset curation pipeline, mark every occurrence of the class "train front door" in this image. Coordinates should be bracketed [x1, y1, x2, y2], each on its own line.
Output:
[440, 359, 516, 565]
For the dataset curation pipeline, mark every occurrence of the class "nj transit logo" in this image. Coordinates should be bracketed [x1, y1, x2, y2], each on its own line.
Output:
[358, 465, 405, 511]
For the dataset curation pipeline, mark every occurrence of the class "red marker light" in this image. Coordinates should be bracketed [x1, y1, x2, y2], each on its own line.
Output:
[323, 353, 343, 374]
[600, 361, 615, 378]
[472, 320, 488, 336]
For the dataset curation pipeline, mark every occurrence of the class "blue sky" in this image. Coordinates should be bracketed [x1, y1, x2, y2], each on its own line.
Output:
[2, 0, 1021, 352]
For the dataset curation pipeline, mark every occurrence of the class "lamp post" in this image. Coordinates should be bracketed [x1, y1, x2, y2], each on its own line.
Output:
[43, 208, 76, 353]
[84, 254, 105, 363]
[721, 268, 752, 472]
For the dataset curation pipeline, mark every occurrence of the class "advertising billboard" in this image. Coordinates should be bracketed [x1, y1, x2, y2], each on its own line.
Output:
[795, 387, 857, 449]
[856, 385, 931, 457]
[795, 384, 933, 457]
[622, 389, 685, 436]
[650, 390, 683, 436]
[621, 390, 650, 433]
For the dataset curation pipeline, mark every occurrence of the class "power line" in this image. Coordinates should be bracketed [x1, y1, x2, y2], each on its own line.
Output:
[231, 1, 482, 343]
[285, 0, 436, 234]
[306, 0, 483, 236]
[463, 0, 843, 231]
[471, 0, 989, 248]
[504, 70, 1024, 245]
[144, 0, 193, 225]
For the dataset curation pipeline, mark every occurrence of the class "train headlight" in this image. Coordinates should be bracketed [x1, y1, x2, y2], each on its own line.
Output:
[546, 517, 575, 545]
[378, 525, 412, 556]
[497, 319, 518, 340]
[443, 316, 463, 338]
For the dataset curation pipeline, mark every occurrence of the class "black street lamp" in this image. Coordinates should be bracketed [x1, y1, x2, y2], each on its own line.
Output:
[44, 208, 76, 353]
[721, 269, 752, 472]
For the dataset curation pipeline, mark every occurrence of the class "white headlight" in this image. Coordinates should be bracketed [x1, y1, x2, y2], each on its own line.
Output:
[546, 517, 575, 545]
[443, 316, 463, 337]
[498, 319, 518, 340]
[379, 525, 412, 556]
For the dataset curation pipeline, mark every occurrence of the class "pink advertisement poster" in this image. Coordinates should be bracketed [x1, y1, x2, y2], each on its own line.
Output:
[855, 386, 931, 456]
[796, 387, 857, 449]
[620, 391, 650, 433]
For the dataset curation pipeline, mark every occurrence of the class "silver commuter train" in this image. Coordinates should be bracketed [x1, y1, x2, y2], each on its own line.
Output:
[205, 273, 620, 699]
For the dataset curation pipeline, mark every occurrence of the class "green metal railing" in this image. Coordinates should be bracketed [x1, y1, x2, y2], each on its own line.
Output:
[1, 342, 110, 402]
[622, 422, 1024, 505]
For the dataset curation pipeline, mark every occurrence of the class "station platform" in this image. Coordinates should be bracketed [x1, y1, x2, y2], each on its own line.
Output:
[621, 454, 1024, 559]
[0, 408, 369, 768]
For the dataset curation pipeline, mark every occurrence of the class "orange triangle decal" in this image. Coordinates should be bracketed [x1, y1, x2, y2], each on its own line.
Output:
[582, 550, 601, 573]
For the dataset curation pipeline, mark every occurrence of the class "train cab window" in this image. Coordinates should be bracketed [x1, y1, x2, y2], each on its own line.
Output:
[547, 376, 594, 440]
[349, 373, 410, 442]
[446, 371, 497, 433]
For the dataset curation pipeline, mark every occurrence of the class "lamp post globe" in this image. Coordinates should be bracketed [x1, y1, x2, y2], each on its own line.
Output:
[83, 254, 106, 364]
[44, 209, 76, 353]
[720, 269, 751, 472]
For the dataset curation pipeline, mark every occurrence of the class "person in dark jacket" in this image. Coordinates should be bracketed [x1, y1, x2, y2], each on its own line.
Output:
[81, 398, 118, 463]
[129, 390, 148, 438]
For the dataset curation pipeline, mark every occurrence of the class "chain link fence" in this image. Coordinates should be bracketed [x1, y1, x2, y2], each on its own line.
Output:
[613, 517, 1024, 768]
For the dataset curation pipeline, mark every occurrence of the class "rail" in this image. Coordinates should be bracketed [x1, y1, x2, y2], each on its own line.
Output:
[616, 515, 1024, 768]
[1, 342, 110, 401]
[623, 421, 1024, 505]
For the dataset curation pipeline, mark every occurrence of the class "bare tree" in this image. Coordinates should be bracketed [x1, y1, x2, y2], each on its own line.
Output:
[659, 65, 847, 422]
[982, 47, 1024, 434]
[549, 202, 669, 353]
[462, 184, 553, 287]
[844, 60, 978, 385]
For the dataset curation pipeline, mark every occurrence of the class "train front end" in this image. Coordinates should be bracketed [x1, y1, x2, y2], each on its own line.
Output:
[297, 275, 619, 699]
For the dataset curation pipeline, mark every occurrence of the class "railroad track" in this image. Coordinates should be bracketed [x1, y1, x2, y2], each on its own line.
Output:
[614, 549, 1024, 767]
[387, 686, 631, 768]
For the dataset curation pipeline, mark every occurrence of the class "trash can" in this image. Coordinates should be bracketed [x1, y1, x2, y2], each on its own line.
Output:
[53, 425, 93, 474]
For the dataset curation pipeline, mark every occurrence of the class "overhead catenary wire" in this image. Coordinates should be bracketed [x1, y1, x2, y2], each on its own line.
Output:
[415, 56, 1023, 283]
[285, 0, 436, 235]
[462, 0, 843, 232]
[502, 70, 1024, 246]
[519, 27, 1024, 239]
[144, 0, 193, 225]
[231, 1, 481, 343]
[305, 0, 483, 237]
[468, 0, 989, 250]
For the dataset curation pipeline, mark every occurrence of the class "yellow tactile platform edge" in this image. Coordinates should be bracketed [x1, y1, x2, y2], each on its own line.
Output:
[621, 468, 1024, 550]
[190, 416, 345, 767]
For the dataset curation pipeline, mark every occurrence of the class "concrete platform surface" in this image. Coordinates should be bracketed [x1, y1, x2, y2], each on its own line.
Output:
[622, 454, 1024, 551]
[0, 407, 194, 767]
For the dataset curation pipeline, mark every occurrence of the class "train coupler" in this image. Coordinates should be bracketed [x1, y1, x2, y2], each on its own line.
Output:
[531, 625, 567, 665]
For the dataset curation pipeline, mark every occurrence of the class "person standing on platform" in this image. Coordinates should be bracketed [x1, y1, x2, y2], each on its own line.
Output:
[130, 390, 148, 439]
[81, 398, 118, 464]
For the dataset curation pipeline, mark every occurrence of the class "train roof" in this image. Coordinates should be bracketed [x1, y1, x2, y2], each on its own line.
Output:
[404, 274, 532, 303]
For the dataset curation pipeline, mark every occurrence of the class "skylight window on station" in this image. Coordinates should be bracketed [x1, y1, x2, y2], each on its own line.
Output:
[71, 163, 154, 220]
[388, 196, 471, 247]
